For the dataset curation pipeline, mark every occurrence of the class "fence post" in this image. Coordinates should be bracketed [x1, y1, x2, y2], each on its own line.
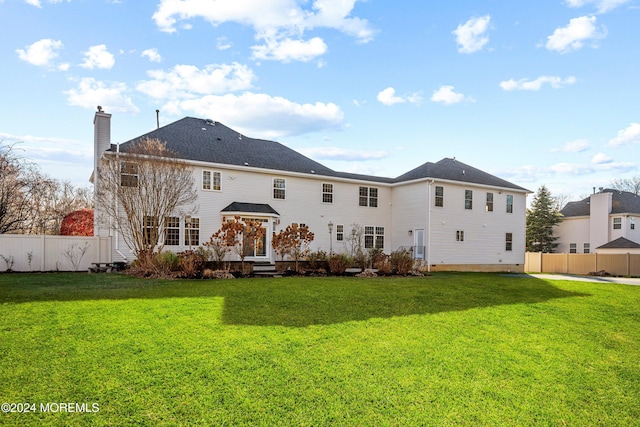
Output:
[40, 234, 45, 271]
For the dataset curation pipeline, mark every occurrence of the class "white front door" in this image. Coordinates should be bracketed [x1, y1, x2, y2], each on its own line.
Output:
[414, 228, 425, 259]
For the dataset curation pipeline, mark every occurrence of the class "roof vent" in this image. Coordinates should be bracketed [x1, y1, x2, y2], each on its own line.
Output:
[311, 170, 316, 174]
[238, 134, 243, 140]
[202, 127, 207, 131]
[244, 162, 249, 166]
[205, 119, 215, 126]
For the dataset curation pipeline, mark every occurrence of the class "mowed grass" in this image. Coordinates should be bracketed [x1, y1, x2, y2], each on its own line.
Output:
[1, 273, 638, 426]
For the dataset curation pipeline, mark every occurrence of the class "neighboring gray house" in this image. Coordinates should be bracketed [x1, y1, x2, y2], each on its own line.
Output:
[93, 110, 530, 271]
[556, 188, 640, 254]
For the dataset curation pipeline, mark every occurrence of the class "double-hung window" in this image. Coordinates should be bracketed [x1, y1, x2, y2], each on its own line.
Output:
[273, 178, 286, 199]
[121, 162, 138, 187]
[506, 233, 513, 251]
[322, 183, 333, 203]
[435, 186, 444, 207]
[364, 226, 385, 249]
[185, 217, 200, 246]
[506, 195, 513, 213]
[486, 192, 494, 212]
[165, 217, 180, 246]
[464, 190, 473, 210]
[359, 187, 378, 207]
[202, 170, 221, 191]
[613, 218, 622, 230]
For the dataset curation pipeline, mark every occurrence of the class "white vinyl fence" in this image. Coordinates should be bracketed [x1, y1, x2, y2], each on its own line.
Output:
[0, 235, 111, 272]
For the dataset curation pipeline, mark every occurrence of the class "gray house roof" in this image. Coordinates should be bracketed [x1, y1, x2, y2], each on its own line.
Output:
[114, 116, 528, 191]
[561, 189, 640, 217]
[597, 237, 640, 249]
[221, 202, 280, 215]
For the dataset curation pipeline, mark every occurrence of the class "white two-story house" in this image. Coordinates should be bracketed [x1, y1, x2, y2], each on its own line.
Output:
[556, 188, 640, 254]
[93, 109, 530, 272]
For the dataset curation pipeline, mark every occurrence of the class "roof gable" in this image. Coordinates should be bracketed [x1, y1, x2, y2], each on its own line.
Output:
[561, 189, 640, 217]
[597, 237, 640, 249]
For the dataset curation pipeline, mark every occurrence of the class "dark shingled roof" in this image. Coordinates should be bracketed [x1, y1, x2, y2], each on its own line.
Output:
[561, 189, 640, 217]
[221, 202, 279, 215]
[113, 117, 528, 191]
[597, 237, 640, 249]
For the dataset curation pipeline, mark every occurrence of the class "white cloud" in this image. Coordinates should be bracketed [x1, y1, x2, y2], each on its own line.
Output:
[64, 77, 139, 113]
[151, 0, 374, 62]
[20, 0, 70, 6]
[297, 146, 388, 161]
[251, 37, 328, 62]
[430, 85, 472, 105]
[216, 36, 232, 50]
[453, 15, 491, 54]
[376, 87, 421, 106]
[16, 38, 67, 69]
[162, 92, 344, 138]
[545, 16, 606, 53]
[608, 123, 640, 147]
[500, 75, 577, 91]
[553, 139, 591, 153]
[591, 152, 612, 164]
[136, 62, 256, 99]
[80, 44, 115, 69]
[141, 48, 162, 63]
[565, 0, 630, 13]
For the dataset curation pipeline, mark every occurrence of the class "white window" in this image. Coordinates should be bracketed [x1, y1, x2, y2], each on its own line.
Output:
[506, 233, 513, 251]
[273, 178, 286, 199]
[506, 195, 513, 214]
[435, 186, 444, 207]
[464, 190, 473, 210]
[486, 192, 494, 212]
[584, 243, 590, 254]
[165, 216, 179, 246]
[120, 162, 138, 187]
[456, 230, 464, 242]
[336, 224, 344, 241]
[569, 243, 577, 253]
[364, 226, 384, 249]
[359, 187, 378, 207]
[185, 217, 199, 246]
[631, 218, 636, 230]
[613, 218, 622, 230]
[322, 183, 333, 203]
[202, 170, 221, 191]
[144, 216, 158, 247]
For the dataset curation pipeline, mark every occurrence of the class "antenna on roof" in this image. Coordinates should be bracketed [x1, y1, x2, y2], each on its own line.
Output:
[156, 109, 160, 129]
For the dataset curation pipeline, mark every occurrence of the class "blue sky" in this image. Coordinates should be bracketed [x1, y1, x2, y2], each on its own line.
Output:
[1, 0, 639, 201]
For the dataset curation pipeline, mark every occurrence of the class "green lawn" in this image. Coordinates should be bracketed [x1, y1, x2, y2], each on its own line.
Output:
[1, 273, 638, 426]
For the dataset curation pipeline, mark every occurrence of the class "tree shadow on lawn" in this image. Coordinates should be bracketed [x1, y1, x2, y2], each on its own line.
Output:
[0, 273, 587, 327]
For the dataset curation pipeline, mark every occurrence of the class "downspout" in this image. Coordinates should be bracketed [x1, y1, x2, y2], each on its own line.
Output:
[114, 143, 127, 262]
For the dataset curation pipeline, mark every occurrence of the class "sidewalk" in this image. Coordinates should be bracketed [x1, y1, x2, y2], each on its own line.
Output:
[514, 273, 640, 286]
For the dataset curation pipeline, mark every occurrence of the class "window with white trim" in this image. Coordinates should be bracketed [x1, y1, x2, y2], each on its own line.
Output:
[584, 243, 590, 254]
[336, 224, 344, 241]
[456, 230, 464, 242]
[506, 233, 513, 251]
[273, 178, 286, 199]
[322, 183, 333, 203]
[144, 215, 158, 247]
[569, 243, 577, 253]
[120, 162, 138, 187]
[464, 190, 473, 210]
[359, 187, 378, 207]
[435, 186, 444, 207]
[202, 170, 221, 191]
[185, 217, 200, 246]
[364, 226, 384, 249]
[165, 216, 180, 246]
[613, 217, 622, 230]
[506, 195, 513, 214]
[486, 192, 494, 212]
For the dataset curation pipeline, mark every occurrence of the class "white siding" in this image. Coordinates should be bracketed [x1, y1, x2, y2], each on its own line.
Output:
[555, 217, 590, 253]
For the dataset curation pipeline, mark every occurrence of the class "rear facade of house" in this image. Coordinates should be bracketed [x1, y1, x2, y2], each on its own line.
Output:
[92, 110, 530, 272]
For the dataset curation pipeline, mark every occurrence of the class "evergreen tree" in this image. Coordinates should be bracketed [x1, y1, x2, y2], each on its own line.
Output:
[526, 185, 563, 252]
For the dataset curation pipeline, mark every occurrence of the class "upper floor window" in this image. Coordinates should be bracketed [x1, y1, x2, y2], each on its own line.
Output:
[435, 186, 444, 207]
[273, 178, 286, 200]
[322, 183, 333, 203]
[165, 216, 180, 246]
[506, 233, 513, 251]
[202, 170, 221, 191]
[486, 192, 494, 212]
[631, 218, 636, 230]
[506, 195, 513, 213]
[613, 217, 622, 230]
[120, 162, 138, 187]
[464, 190, 473, 210]
[359, 187, 378, 207]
